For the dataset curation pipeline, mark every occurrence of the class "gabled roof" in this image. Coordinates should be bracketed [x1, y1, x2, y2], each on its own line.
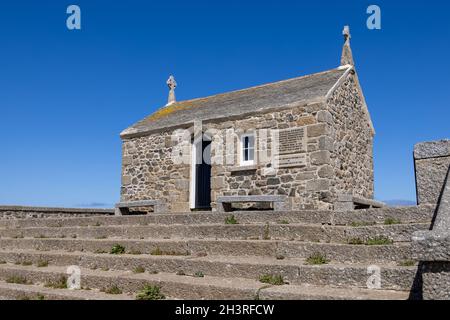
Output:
[121, 67, 349, 138]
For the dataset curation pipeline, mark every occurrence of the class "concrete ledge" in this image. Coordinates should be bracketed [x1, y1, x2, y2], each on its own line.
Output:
[414, 139, 450, 160]
[0, 206, 114, 214]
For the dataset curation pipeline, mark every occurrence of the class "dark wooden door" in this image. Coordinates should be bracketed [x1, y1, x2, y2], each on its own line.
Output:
[195, 139, 212, 209]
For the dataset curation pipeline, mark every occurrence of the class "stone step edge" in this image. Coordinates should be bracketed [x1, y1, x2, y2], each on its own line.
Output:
[0, 236, 413, 248]
[0, 206, 434, 227]
[0, 264, 410, 300]
[0, 249, 418, 291]
[0, 222, 429, 231]
[0, 248, 415, 270]
[0, 281, 133, 300]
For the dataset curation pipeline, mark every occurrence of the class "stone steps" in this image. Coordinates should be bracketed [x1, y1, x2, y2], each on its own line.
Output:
[0, 281, 133, 300]
[0, 223, 429, 243]
[0, 206, 431, 300]
[0, 264, 409, 300]
[0, 249, 419, 291]
[0, 238, 412, 263]
[0, 206, 433, 229]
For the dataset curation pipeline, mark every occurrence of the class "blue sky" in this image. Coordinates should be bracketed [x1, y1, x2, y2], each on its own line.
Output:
[0, 0, 449, 207]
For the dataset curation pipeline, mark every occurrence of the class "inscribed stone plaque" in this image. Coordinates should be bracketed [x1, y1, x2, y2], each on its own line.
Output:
[272, 127, 307, 168]
[274, 154, 307, 168]
[276, 127, 307, 155]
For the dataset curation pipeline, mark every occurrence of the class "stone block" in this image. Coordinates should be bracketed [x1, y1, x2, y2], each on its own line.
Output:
[296, 116, 316, 126]
[318, 165, 334, 178]
[310, 151, 331, 165]
[307, 123, 329, 138]
[319, 136, 334, 151]
[212, 176, 226, 189]
[122, 156, 132, 166]
[414, 139, 450, 160]
[306, 179, 330, 191]
[122, 176, 132, 185]
[316, 110, 334, 124]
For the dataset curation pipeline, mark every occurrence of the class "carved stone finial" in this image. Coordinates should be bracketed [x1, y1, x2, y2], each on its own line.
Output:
[341, 26, 354, 66]
[166, 75, 177, 105]
[343, 25, 351, 42]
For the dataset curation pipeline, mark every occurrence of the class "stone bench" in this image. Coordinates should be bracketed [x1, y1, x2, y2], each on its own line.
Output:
[216, 195, 292, 212]
[114, 200, 166, 216]
[334, 194, 385, 211]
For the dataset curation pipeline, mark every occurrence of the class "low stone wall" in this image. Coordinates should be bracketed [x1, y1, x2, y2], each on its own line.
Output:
[414, 139, 450, 205]
[412, 232, 450, 300]
[0, 206, 114, 219]
[412, 146, 450, 300]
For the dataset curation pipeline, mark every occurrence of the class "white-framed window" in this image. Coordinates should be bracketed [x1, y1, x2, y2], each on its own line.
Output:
[240, 133, 255, 166]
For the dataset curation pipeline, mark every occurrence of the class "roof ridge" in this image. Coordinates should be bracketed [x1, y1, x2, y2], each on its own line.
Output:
[167, 66, 348, 107]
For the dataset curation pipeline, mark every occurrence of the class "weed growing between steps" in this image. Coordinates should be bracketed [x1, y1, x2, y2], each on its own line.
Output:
[103, 285, 122, 295]
[225, 215, 238, 225]
[21, 261, 32, 266]
[18, 294, 45, 300]
[133, 266, 145, 273]
[398, 260, 416, 267]
[194, 271, 204, 278]
[348, 238, 365, 245]
[6, 276, 32, 285]
[135, 285, 165, 300]
[110, 244, 126, 254]
[259, 274, 285, 285]
[150, 247, 189, 256]
[277, 220, 290, 224]
[365, 236, 394, 245]
[44, 276, 68, 289]
[384, 217, 401, 225]
[36, 260, 49, 267]
[347, 236, 394, 245]
[305, 253, 330, 265]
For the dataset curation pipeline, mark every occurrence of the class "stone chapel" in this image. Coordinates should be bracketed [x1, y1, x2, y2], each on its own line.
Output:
[118, 26, 379, 213]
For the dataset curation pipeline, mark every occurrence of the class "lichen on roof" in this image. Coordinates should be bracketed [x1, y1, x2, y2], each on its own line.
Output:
[122, 67, 349, 138]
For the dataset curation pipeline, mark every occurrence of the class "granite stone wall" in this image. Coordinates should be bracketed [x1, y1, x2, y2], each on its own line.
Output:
[414, 140, 450, 205]
[326, 73, 374, 204]
[120, 132, 191, 212]
[208, 102, 334, 211]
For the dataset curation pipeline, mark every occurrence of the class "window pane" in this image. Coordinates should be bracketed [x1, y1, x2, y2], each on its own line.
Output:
[248, 148, 254, 161]
[244, 136, 249, 149]
[242, 134, 255, 164]
[248, 136, 255, 149]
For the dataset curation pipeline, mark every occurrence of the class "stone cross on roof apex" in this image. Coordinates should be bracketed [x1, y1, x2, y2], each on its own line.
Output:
[340, 26, 354, 66]
[167, 75, 177, 90]
[166, 75, 177, 105]
[343, 26, 351, 41]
